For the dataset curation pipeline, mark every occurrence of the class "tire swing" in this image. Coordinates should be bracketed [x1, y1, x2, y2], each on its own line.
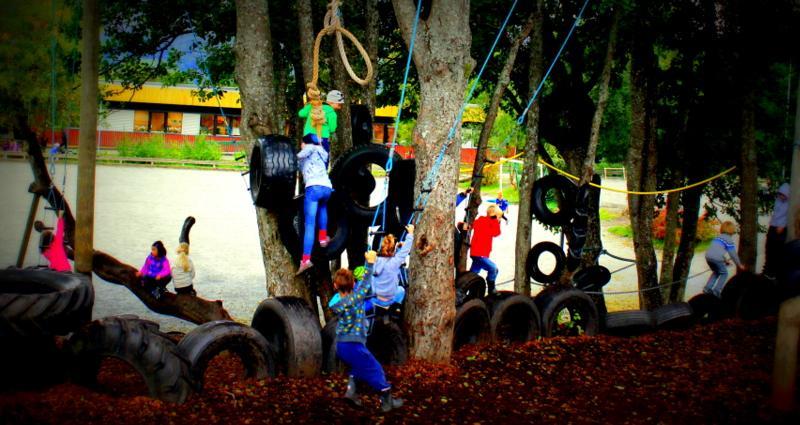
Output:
[452, 298, 491, 351]
[721, 271, 780, 320]
[1, 268, 94, 338]
[329, 144, 406, 221]
[278, 193, 350, 261]
[177, 320, 276, 391]
[321, 317, 408, 374]
[525, 242, 566, 285]
[652, 302, 694, 330]
[603, 310, 655, 336]
[250, 135, 297, 210]
[535, 286, 599, 337]
[66, 316, 193, 403]
[531, 174, 577, 227]
[486, 292, 541, 343]
[455, 271, 486, 306]
[251, 297, 322, 377]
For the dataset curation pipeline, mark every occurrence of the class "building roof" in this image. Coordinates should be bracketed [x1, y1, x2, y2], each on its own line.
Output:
[102, 82, 241, 109]
[375, 104, 486, 123]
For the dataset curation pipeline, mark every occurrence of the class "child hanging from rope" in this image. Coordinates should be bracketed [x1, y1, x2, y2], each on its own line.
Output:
[296, 138, 333, 275]
[469, 204, 503, 295]
[372, 225, 414, 307]
[40, 210, 71, 272]
[172, 242, 197, 296]
[330, 250, 404, 412]
[298, 89, 344, 167]
[703, 221, 746, 298]
[136, 241, 172, 299]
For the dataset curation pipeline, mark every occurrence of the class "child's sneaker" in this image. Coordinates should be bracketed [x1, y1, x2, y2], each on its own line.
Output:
[319, 237, 330, 248]
[296, 259, 314, 275]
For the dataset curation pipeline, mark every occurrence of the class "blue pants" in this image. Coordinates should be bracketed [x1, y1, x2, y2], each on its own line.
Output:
[704, 258, 728, 298]
[470, 256, 498, 281]
[303, 185, 332, 257]
[336, 341, 390, 392]
[302, 134, 330, 166]
[373, 286, 405, 307]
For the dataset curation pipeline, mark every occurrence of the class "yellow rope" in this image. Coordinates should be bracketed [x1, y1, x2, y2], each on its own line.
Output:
[537, 158, 737, 195]
[305, 0, 373, 139]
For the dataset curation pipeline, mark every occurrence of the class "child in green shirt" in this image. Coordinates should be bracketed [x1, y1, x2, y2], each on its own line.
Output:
[298, 90, 344, 165]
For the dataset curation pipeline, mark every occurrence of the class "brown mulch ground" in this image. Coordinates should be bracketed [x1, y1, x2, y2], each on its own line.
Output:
[1, 317, 799, 424]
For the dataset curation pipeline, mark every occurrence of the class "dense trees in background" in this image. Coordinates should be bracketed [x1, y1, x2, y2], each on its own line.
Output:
[2, 0, 798, 360]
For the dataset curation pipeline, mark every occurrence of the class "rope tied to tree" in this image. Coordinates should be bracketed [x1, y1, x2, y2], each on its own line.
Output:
[306, 0, 374, 138]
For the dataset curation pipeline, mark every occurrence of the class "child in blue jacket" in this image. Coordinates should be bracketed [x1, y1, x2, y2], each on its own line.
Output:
[330, 250, 404, 412]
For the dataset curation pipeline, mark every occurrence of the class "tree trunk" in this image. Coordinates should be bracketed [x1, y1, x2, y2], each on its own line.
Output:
[514, 0, 544, 295]
[670, 187, 702, 303]
[236, 0, 312, 303]
[393, 0, 471, 362]
[738, 82, 758, 268]
[627, 32, 661, 310]
[659, 188, 681, 301]
[331, 34, 353, 164]
[75, 0, 99, 274]
[364, 0, 379, 116]
[19, 122, 231, 324]
[459, 15, 534, 271]
[579, 12, 619, 268]
[296, 0, 315, 85]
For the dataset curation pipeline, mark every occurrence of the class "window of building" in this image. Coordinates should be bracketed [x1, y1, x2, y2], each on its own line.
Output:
[167, 112, 183, 133]
[149, 112, 166, 132]
[134, 110, 149, 132]
[199, 113, 240, 136]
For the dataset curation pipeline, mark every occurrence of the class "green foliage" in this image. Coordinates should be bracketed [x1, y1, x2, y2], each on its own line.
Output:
[396, 119, 416, 146]
[116, 134, 222, 161]
[178, 135, 222, 160]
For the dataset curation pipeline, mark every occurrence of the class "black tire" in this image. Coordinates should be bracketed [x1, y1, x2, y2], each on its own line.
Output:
[350, 104, 373, 146]
[531, 174, 577, 226]
[535, 287, 599, 337]
[525, 242, 566, 284]
[653, 303, 694, 329]
[322, 317, 407, 373]
[455, 272, 486, 306]
[0, 269, 94, 338]
[572, 265, 612, 290]
[453, 298, 491, 351]
[177, 320, 276, 391]
[250, 135, 297, 210]
[486, 291, 541, 343]
[278, 193, 350, 261]
[688, 293, 722, 324]
[179, 216, 196, 245]
[603, 310, 655, 336]
[730, 273, 780, 320]
[66, 316, 193, 403]
[251, 297, 322, 377]
[329, 144, 405, 220]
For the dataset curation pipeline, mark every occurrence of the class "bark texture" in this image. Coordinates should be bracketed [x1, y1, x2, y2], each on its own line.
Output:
[21, 122, 231, 324]
[627, 28, 662, 310]
[296, 0, 315, 85]
[235, 0, 312, 302]
[331, 32, 354, 164]
[659, 189, 681, 302]
[459, 14, 534, 271]
[670, 187, 702, 303]
[393, 0, 472, 362]
[364, 0, 379, 116]
[738, 82, 758, 269]
[513, 0, 544, 295]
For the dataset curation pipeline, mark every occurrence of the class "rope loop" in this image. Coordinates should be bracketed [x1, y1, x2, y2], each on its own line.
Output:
[309, 0, 373, 89]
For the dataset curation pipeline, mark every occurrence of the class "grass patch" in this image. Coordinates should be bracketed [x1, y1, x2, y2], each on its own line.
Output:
[607, 224, 713, 252]
[116, 134, 222, 161]
[599, 208, 621, 221]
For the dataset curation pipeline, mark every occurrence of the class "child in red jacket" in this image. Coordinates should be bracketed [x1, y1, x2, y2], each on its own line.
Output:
[469, 205, 503, 295]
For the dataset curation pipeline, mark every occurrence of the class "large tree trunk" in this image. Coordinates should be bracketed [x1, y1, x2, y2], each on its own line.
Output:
[331, 34, 354, 163]
[458, 15, 534, 271]
[514, 0, 544, 295]
[579, 11, 619, 268]
[738, 82, 758, 269]
[670, 186, 702, 303]
[364, 0, 379, 116]
[236, 0, 312, 302]
[627, 29, 661, 310]
[75, 0, 99, 274]
[296, 0, 315, 85]
[19, 121, 231, 324]
[393, 0, 471, 362]
[659, 188, 681, 301]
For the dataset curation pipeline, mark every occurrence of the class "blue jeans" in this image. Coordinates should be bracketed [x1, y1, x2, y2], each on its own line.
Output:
[373, 286, 405, 307]
[303, 185, 332, 257]
[470, 256, 498, 282]
[704, 258, 728, 298]
[336, 341, 390, 392]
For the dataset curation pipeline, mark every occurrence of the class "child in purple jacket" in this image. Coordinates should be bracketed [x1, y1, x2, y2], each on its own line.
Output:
[136, 240, 172, 299]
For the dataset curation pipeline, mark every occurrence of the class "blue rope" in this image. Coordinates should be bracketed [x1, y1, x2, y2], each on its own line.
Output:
[367, 0, 423, 249]
[499, 0, 592, 148]
[403, 0, 519, 236]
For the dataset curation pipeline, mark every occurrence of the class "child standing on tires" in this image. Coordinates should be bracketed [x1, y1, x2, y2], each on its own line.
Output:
[469, 205, 503, 295]
[41, 210, 72, 272]
[298, 89, 344, 165]
[296, 139, 333, 275]
[373, 225, 414, 307]
[136, 241, 172, 299]
[331, 250, 404, 412]
[704, 221, 746, 298]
